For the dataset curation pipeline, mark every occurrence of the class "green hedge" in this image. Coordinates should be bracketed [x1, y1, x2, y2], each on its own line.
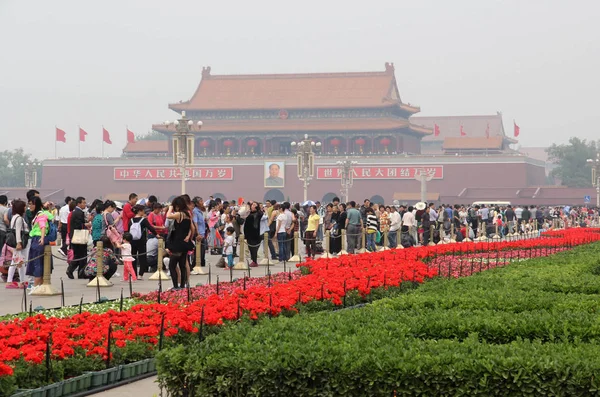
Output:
[156, 243, 600, 396]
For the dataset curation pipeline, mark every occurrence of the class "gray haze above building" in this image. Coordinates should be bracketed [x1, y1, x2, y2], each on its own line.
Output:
[0, 0, 598, 159]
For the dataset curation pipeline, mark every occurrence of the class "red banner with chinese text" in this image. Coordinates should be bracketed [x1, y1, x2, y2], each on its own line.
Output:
[114, 167, 233, 181]
[316, 166, 443, 179]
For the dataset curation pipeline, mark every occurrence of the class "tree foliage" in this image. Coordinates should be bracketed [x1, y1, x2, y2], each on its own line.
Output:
[546, 137, 598, 187]
[0, 148, 42, 187]
[136, 130, 168, 141]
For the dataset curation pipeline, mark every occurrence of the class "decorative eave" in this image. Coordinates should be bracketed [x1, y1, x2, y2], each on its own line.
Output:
[151, 117, 431, 136]
[408, 123, 432, 135]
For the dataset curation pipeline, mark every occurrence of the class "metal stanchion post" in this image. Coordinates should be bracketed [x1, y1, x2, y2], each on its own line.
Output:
[191, 238, 207, 275]
[428, 225, 436, 246]
[492, 223, 500, 240]
[289, 232, 300, 262]
[464, 222, 472, 242]
[321, 230, 334, 258]
[259, 232, 270, 265]
[339, 229, 348, 255]
[31, 245, 60, 296]
[357, 228, 367, 254]
[150, 238, 169, 280]
[379, 231, 390, 251]
[234, 234, 248, 269]
[437, 223, 445, 245]
[87, 241, 112, 287]
[478, 222, 487, 242]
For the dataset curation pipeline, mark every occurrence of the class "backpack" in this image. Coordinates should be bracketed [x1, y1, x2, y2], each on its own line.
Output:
[130, 218, 143, 241]
[47, 221, 58, 242]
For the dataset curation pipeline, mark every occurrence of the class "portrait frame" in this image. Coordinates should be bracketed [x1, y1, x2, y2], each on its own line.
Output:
[264, 161, 285, 188]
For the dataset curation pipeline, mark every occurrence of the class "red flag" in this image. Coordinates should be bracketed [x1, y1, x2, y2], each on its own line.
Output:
[103, 128, 112, 144]
[514, 121, 520, 138]
[434, 124, 440, 137]
[79, 127, 88, 142]
[127, 129, 135, 144]
[485, 123, 490, 139]
[460, 125, 466, 137]
[55, 128, 66, 143]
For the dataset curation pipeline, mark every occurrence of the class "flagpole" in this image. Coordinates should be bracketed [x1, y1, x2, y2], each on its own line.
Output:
[78, 125, 81, 159]
[102, 126, 104, 158]
[54, 125, 57, 159]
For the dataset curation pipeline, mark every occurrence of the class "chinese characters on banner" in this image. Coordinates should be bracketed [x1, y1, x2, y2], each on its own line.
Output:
[316, 166, 443, 179]
[114, 167, 233, 181]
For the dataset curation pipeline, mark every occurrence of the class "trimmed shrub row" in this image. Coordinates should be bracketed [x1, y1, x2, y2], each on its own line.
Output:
[156, 243, 600, 396]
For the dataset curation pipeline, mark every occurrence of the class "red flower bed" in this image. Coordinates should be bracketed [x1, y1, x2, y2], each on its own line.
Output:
[0, 228, 598, 380]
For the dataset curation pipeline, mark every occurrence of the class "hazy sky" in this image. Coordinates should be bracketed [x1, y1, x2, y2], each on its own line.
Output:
[1, 0, 598, 160]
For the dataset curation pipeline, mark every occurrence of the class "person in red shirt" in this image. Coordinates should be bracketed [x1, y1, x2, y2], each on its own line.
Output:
[121, 193, 137, 232]
[148, 203, 167, 237]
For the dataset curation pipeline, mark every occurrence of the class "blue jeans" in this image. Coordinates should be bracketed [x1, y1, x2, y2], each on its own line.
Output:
[388, 230, 398, 248]
[366, 232, 376, 252]
[277, 232, 288, 262]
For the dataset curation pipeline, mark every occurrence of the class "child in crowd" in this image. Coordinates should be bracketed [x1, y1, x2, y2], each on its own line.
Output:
[121, 232, 136, 281]
[223, 226, 235, 268]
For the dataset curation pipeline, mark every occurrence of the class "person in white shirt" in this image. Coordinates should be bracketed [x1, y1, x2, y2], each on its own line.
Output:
[515, 206, 523, 221]
[388, 206, 401, 248]
[429, 203, 438, 223]
[276, 208, 288, 262]
[58, 197, 72, 256]
[402, 205, 417, 244]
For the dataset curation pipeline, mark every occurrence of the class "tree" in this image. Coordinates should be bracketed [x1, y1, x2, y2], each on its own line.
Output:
[0, 148, 42, 187]
[136, 130, 168, 141]
[546, 137, 598, 187]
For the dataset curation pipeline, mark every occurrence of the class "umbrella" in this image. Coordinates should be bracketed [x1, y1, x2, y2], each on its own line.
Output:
[415, 202, 426, 211]
[136, 198, 148, 205]
[302, 200, 316, 206]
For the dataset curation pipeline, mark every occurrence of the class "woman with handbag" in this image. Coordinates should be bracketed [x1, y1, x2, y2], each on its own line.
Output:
[165, 196, 191, 290]
[67, 197, 90, 279]
[5, 200, 29, 289]
[26, 197, 54, 292]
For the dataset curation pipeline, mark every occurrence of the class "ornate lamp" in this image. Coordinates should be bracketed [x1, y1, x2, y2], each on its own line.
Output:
[355, 138, 366, 154]
[247, 138, 258, 154]
[223, 139, 234, 156]
[199, 139, 210, 155]
[380, 137, 391, 153]
[330, 138, 341, 154]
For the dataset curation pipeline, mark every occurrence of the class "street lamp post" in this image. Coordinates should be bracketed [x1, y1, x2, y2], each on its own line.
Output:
[336, 157, 358, 203]
[291, 134, 321, 203]
[414, 168, 435, 203]
[21, 161, 41, 189]
[587, 153, 600, 208]
[165, 111, 203, 195]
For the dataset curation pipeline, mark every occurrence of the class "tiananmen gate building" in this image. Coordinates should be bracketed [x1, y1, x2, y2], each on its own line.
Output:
[39, 63, 581, 206]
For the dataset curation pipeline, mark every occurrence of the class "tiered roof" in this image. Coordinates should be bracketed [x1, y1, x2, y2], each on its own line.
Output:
[169, 63, 420, 112]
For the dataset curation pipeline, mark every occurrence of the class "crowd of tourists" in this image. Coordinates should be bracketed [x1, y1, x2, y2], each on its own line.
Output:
[0, 190, 597, 292]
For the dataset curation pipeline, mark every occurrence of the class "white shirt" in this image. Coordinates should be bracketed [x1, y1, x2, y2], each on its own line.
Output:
[429, 209, 438, 222]
[276, 213, 287, 234]
[59, 205, 70, 224]
[284, 209, 293, 230]
[402, 211, 416, 227]
[223, 235, 234, 255]
[389, 211, 401, 232]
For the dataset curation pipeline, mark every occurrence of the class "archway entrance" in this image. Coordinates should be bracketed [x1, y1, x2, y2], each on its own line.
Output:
[370, 195, 385, 205]
[322, 192, 338, 204]
[264, 189, 285, 203]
